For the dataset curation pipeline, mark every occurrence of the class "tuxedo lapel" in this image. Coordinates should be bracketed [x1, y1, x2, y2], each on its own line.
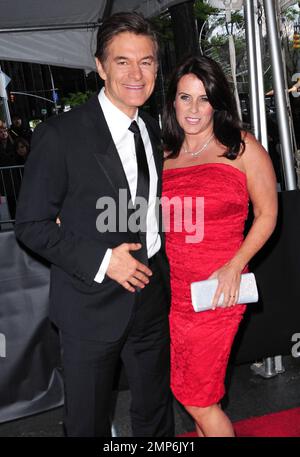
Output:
[139, 111, 163, 198]
[93, 141, 131, 202]
[86, 96, 131, 201]
[150, 134, 163, 186]
[139, 111, 165, 246]
[84, 98, 163, 244]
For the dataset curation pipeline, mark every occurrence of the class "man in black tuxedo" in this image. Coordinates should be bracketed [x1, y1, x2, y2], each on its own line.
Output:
[15, 12, 174, 437]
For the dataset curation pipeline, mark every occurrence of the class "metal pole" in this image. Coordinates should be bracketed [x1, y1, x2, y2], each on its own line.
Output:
[263, 0, 296, 190]
[11, 91, 55, 104]
[225, 5, 242, 120]
[0, 22, 99, 34]
[244, 0, 261, 140]
[48, 66, 58, 115]
[254, 0, 269, 151]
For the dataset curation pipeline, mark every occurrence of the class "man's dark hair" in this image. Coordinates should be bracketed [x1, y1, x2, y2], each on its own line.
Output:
[12, 114, 22, 121]
[162, 55, 245, 160]
[95, 12, 158, 63]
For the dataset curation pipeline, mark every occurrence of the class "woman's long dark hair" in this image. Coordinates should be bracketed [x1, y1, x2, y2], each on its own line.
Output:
[162, 55, 245, 160]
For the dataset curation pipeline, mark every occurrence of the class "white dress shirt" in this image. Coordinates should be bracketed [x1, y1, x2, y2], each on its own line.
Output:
[94, 88, 161, 283]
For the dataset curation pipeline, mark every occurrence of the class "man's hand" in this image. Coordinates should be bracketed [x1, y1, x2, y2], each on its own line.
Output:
[106, 243, 152, 292]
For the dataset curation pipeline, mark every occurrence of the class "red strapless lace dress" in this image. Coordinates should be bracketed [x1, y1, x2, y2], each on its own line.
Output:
[162, 163, 249, 407]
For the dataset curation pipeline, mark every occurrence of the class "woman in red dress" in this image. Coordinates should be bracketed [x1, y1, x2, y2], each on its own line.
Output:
[162, 56, 278, 437]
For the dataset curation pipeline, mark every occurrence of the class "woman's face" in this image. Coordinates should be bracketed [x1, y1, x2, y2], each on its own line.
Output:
[174, 73, 214, 136]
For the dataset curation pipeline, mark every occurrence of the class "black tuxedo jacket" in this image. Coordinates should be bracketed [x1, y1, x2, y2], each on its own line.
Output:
[15, 94, 170, 342]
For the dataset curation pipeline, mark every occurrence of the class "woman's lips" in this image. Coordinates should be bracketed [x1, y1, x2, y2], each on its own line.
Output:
[185, 117, 201, 124]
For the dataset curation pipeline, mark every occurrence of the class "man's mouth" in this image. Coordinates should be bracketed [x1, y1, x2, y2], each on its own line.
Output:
[123, 84, 145, 90]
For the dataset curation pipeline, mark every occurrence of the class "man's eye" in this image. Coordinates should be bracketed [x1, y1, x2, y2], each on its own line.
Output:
[118, 61, 127, 65]
[141, 61, 152, 66]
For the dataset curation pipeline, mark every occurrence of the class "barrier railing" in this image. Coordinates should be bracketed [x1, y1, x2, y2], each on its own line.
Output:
[0, 165, 24, 227]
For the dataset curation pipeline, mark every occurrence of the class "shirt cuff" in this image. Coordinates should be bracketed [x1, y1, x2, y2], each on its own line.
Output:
[94, 248, 112, 283]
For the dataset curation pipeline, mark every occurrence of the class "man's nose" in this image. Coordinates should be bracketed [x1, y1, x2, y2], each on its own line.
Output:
[128, 63, 143, 80]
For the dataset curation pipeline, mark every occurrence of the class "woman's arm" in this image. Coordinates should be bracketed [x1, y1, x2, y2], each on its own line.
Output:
[211, 132, 278, 308]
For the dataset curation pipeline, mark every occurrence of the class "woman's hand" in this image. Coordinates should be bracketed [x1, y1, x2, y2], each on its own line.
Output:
[208, 261, 242, 310]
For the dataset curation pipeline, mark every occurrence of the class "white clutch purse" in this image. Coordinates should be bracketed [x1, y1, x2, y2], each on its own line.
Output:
[190, 273, 259, 312]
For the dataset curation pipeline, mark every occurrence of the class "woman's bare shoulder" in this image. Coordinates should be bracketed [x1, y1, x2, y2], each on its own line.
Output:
[241, 130, 267, 158]
[240, 130, 275, 178]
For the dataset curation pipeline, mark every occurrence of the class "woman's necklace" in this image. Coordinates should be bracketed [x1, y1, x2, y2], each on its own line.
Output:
[183, 133, 214, 157]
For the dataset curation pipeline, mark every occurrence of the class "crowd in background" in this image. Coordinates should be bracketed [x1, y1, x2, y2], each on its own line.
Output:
[0, 115, 31, 221]
[0, 115, 31, 166]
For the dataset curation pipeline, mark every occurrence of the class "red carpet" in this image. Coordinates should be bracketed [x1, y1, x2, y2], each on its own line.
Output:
[179, 407, 300, 437]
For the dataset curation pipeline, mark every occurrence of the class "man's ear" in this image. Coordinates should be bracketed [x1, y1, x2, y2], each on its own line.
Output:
[95, 57, 107, 81]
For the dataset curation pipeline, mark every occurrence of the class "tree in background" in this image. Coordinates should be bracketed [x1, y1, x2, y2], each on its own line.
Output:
[61, 91, 94, 109]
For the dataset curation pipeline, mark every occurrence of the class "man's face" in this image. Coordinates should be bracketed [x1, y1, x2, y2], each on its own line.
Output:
[17, 143, 27, 156]
[13, 117, 22, 128]
[0, 124, 8, 140]
[96, 32, 158, 118]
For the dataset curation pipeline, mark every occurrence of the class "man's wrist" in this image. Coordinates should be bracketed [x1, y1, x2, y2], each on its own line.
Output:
[94, 248, 112, 283]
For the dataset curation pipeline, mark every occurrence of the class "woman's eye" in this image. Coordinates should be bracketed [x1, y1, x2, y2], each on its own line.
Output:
[180, 95, 190, 102]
